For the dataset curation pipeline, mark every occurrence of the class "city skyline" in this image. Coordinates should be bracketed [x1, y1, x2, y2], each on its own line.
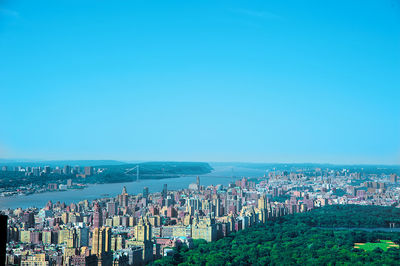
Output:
[4, 162, 400, 265]
[1, 0, 399, 164]
[2, 1, 400, 264]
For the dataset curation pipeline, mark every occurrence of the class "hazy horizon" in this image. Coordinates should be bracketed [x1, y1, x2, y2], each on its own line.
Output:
[1, 158, 400, 167]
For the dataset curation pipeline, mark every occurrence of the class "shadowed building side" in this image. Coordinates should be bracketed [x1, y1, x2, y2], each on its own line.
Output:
[0, 215, 7, 265]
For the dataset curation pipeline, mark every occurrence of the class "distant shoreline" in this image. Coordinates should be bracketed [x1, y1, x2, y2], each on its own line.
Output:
[0, 174, 189, 198]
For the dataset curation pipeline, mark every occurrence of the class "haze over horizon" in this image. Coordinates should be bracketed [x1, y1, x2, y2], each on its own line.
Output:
[1, 0, 399, 165]
[0, 158, 399, 168]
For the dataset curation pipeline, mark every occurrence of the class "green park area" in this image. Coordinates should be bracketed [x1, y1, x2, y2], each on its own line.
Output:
[153, 206, 400, 265]
[354, 240, 399, 251]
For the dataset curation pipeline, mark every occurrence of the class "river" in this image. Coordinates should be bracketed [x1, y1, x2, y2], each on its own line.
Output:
[0, 165, 266, 210]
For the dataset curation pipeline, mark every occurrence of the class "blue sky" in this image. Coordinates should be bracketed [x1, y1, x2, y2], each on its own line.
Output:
[0, 0, 399, 164]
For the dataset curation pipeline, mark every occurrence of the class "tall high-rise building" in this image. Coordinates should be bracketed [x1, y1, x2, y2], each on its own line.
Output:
[93, 202, 103, 228]
[134, 217, 152, 242]
[119, 187, 128, 207]
[107, 202, 117, 217]
[84, 166, 93, 176]
[76, 227, 89, 247]
[67, 229, 78, 248]
[390, 174, 398, 183]
[92, 227, 112, 265]
[42, 231, 53, 245]
[196, 176, 200, 190]
[32, 167, 40, 177]
[44, 166, 51, 174]
[61, 213, 69, 224]
[143, 187, 149, 198]
[63, 165, 71, 175]
[104, 227, 112, 253]
[92, 228, 103, 255]
[162, 184, 167, 198]
[22, 212, 35, 228]
[258, 195, 268, 210]
[192, 214, 217, 242]
[131, 217, 153, 264]
[73, 166, 80, 174]
[215, 198, 222, 217]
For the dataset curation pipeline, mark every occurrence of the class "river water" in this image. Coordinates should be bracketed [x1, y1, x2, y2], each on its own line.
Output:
[0, 165, 266, 210]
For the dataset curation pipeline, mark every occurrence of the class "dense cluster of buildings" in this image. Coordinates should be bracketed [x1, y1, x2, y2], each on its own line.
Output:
[2, 168, 400, 265]
[0, 165, 102, 197]
[1, 165, 96, 178]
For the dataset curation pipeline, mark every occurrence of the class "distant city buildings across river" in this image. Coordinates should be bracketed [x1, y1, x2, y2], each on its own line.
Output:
[0, 166, 265, 210]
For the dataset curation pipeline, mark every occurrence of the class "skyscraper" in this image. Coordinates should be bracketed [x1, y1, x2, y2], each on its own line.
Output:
[119, 187, 128, 207]
[22, 212, 35, 228]
[73, 166, 80, 174]
[67, 229, 78, 248]
[132, 217, 153, 263]
[92, 228, 102, 255]
[92, 227, 112, 265]
[134, 217, 152, 242]
[92, 227, 111, 254]
[107, 202, 117, 217]
[162, 184, 167, 198]
[76, 227, 89, 247]
[44, 166, 51, 174]
[258, 195, 268, 210]
[104, 227, 112, 253]
[84, 166, 93, 176]
[215, 198, 222, 217]
[143, 187, 149, 198]
[93, 202, 102, 228]
[63, 165, 71, 175]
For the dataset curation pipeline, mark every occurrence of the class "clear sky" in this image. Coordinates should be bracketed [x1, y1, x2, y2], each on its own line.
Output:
[0, 0, 399, 164]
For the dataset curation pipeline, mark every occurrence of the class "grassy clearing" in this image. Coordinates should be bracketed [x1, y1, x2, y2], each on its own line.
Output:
[354, 240, 399, 251]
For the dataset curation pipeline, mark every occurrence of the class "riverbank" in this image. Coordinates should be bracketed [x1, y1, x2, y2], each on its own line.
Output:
[0, 165, 266, 210]
[0, 175, 234, 210]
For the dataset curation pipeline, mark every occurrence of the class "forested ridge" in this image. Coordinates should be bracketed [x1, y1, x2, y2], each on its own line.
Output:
[153, 205, 400, 265]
